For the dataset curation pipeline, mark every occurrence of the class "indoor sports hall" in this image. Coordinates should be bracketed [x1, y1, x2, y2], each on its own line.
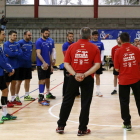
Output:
[0, 0, 140, 140]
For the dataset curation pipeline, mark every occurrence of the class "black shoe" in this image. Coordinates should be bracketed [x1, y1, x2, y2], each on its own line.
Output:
[56, 127, 64, 134]
[46, 93, 56, 99]
[111, 90, 117, 95]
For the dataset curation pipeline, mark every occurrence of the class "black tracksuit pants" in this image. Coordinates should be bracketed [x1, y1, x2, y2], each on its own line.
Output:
[58, 75, 94, 131]
[119, 80, 140, 125]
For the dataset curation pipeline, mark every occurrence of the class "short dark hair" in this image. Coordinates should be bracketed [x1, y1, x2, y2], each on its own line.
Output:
[67, 32, 73, 36]
[120, 32, 130, 43]
[0, 28, 4, 34]
[92, 31, 99, 36]
[41, 27, 49, 33]
[8, 30, 17, 35]
[24, 31, 29, 35]
[80, 27, 91, 39]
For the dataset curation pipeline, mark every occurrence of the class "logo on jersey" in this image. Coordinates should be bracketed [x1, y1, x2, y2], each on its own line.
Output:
[136, 31, 140, 38]
[75, 49, 88, 58]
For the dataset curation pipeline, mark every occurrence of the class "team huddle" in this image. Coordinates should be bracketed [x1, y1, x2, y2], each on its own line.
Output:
[0, 27, 140, 136]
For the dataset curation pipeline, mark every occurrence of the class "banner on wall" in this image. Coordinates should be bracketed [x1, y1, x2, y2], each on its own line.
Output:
[98, 29, 140, 43]
[0, 0, 5, 17]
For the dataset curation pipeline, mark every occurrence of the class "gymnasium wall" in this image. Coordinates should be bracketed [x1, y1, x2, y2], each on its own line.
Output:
[0, 0, 5, 17]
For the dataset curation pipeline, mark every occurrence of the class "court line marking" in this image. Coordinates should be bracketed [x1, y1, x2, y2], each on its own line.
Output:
[123, 129, 127, 140]
[19, 79, 56, 98]
[11, 81, 63, 115]
[48, 102, 140, 128]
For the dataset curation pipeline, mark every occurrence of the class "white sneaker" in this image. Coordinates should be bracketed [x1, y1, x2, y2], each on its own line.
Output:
[96, 92, 99, 96]
[98, 92, 103, 97]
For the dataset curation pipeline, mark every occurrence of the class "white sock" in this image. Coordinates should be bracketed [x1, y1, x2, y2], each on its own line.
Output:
[96, 85, 100, 93]
[2, 105, 7, 116]
[114, 87, 117, 91]
[11, 96, 15, 102]
[25, 92, 29, 96]
[47, 89, 50, 94]
[39, 93, 44, 95]
[15, 94, 18, 97]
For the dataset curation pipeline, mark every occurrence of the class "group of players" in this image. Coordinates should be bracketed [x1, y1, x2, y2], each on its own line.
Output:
[0, 27, 56, 124]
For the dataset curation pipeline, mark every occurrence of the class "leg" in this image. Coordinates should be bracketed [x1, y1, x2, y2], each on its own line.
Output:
[63, 68, 69, 97]
[24, 79, 30, 92]
[79, 76, 94, 131]
[57, 76, 79, 127]
[95, 74, 100, 86]
[119, 84, 131, 125]
[10, 80, 17, 101]
[114, 75, 118, 88]
[15, 80, 22, 96]
[131, 81, 140, 116]
[45, 78, 50, 93]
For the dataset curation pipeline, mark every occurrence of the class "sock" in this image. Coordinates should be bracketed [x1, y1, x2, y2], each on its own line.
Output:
[15, 94, 18, 97]
[25, 92, 29, 96]
[2, 105, 7, 116]
[39, 84, 45, 94]
[1, 96, 8, 116]
[114, 87, 117, 91]
[11, 96, 15, 102]
[96, 85, 100, 93]
[47, 88, 50, 94]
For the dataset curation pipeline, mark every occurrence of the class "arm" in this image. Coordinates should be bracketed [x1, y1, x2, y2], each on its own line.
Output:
[17, 44, 23, 58]
[4, 44, 18, 57]
[114, 50, 119, 72]
[111, 48, 114, 62]
[52, 48, 56, 66]
[101, 50, 104, 62]
[64, 62, 75, 76]
[36, 49, 49, 70]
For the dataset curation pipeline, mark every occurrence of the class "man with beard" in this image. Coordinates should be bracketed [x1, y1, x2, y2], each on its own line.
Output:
[3, 30, 22, 107]
[45, 28, 56, 99]
[15, 31, 35, 103]
[35, 27, 53, 106]
[111, 37, 121, 95]
[62, 32, 80, 97]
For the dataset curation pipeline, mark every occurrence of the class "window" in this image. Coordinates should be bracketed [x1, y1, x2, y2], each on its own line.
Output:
[39, 0, 93, 5]
[6, 0, 34, 5]
[99, 0, 140, 5]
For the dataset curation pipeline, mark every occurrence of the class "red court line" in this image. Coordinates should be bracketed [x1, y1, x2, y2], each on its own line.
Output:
[11, 82, 63, 115]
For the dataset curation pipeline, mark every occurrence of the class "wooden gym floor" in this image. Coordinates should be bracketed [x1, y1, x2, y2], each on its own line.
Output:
[0, 69, 140, 140]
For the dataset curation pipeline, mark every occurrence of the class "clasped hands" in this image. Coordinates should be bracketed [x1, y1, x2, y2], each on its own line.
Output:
[75, 73, 85, 82]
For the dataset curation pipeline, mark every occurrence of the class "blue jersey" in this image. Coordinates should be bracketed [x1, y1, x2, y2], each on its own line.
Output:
[35, 38, 51, 66]
[46, 37, 55, 55]
[3, 41, 22, 69]
[62, 41, 74, 52]
[90, 40, 104, 54]
[0, 45, 13, 76]
[18, 39, 33, 68]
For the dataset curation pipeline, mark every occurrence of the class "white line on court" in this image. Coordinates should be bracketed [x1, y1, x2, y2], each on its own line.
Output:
[123, 129, 127, 140]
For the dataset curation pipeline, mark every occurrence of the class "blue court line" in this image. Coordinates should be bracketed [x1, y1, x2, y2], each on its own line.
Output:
[19, 79, 56, 99]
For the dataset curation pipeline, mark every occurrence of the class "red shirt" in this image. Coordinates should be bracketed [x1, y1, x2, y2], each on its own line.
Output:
[111, 45, 121, 62]
[114, 43, 140, 85]
[64, 39, 101, 78]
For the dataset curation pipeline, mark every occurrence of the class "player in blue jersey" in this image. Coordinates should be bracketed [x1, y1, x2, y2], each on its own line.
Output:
[0, 28, 17, 123]
[35, 27, 53, 106]
[45, 29, 56, 99]
[3, 30, 23, 106]
[15, 31, 35, 103]
[90, 31, 105, 97]
[62, 32, 80, 97]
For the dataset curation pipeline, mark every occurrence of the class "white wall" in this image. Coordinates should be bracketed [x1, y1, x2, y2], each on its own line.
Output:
[99, 6, 140, 18]
[0, 0, 5, 17]
[6, 6, 34, 18]
[38, 6, 94, 18]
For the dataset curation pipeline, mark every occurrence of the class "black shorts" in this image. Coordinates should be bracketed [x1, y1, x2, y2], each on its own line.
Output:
[0, 76, 7, 90]
[95, 64, 103, 75]
[113, 68, 119, 76]
[37, 66, 50, 80]
[18, 67, 32, 80]
[4, 68, 20, 82]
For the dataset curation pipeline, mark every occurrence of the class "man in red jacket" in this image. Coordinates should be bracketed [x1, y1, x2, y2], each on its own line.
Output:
[114, 32, 140, 131]
[111, 37, 121, 95]
[56, 27, 101, 136]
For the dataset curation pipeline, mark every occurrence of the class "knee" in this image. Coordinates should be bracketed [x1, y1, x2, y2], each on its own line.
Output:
[39, 80, 45, 85]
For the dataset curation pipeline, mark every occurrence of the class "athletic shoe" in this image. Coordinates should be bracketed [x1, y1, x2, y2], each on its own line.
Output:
[24, 95, 35, 101]
[15, 96, 22, 103]
[7, 101, 14, 108]
[76, 95, 81, 98]
[77, 129, 91, 136]
[111, 90, 117, 95]
[56, 127, 64, 134]
[46, 93, 56, 99]
[44, 99, 50, 103]
[0, 106, 2, 109]
[0, 120, 4, 124]
[11, 99, 22, 105]
[38, 100, 50, 106]
[123, 124, 132, 131]
[98, 92, 103, 97]
[131, 92, 134, 95]
[1, 113, 17, 121]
